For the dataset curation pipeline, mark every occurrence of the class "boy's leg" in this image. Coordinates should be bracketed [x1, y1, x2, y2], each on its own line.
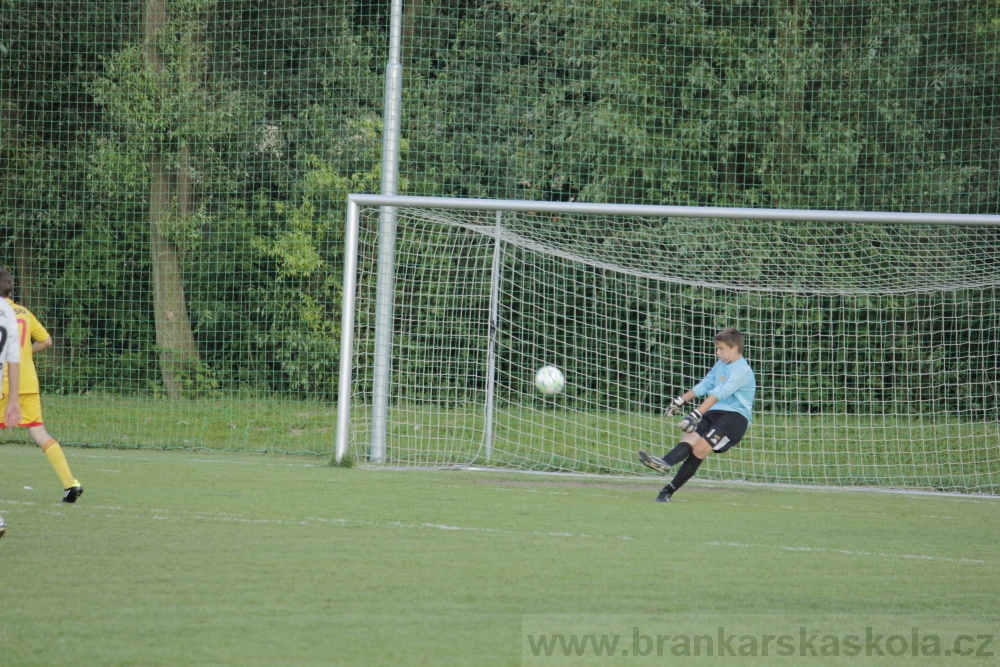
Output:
[28, 423, 83, 502]
[638, 437, 696, 473]
[662, 452, 706, 493]
[657, 449, 706, 502]
[657, 412, 749, 502]
[663, 442, 694, 465]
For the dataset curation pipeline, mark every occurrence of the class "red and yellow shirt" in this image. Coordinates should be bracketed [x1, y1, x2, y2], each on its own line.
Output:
[1, 298, 50, 396]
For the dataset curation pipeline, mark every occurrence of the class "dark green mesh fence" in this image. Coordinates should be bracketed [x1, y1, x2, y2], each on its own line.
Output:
[1, 1, 998, 461]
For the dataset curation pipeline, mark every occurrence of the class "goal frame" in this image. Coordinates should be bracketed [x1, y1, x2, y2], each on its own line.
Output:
[335, 194, 1000, 466]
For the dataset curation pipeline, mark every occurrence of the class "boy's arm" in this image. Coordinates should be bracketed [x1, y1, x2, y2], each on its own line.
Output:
[4, 362, 21, 427]
[675, 388, 699, 404]
[679, 365, 752, 432]
[29, 312, 52, 353]
[674, 362, 725, 432]
[678, 393, 718, 433]
[665, 364, 719, 415]
[692, 393, 718, 414]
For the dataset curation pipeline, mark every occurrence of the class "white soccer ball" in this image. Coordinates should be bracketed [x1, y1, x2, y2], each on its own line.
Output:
[535, 365, 565, 396]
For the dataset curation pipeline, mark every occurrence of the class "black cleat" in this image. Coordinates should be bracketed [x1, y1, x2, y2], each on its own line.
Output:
[0, 515, 6, 538]
[655, 485, 674, 503]
[63, 484, 84, 504]
[638, 449, 672, 474]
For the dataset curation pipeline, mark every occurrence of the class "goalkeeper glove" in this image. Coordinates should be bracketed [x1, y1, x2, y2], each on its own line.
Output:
[664, 396, 685, 416]
[679, 409, 703, 433]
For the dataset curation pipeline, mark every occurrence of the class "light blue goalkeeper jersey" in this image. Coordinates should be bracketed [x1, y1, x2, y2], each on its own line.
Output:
[692, 356, 756, 422]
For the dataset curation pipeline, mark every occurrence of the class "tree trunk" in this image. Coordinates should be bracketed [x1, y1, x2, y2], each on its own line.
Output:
[145, 0, 201, 399]
[402, 0, 424, 69]
[10, 233, 43, 307]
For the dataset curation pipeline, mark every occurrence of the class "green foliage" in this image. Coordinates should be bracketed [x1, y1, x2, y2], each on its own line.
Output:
[244, 153, 382, 399]
[329, 451, 357, 467]
[1, 0, 998, 407]
[399, 0, 1000, 211]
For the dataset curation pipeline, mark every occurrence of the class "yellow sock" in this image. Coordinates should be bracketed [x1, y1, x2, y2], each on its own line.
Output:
[41, 440, 77, 489]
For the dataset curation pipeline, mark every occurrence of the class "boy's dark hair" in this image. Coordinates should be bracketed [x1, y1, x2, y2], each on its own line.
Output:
[714, 327, 745, 353]
[0, 268, 13, 298]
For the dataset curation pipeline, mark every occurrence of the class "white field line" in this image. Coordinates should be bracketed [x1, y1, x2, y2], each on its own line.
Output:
[705, 541, 988, 565]
[482, 485, 635, 501]
[477, 485, 1000, 517]
[2, 446, 998, 500]
[4, 452, 1000, 518]
[5, 500, 636, 541]
[455, 466, 1000, 501]
[2, 496, 990, 565]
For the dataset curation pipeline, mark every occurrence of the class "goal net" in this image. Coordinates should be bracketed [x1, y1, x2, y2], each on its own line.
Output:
[337, 196, 1000, 494]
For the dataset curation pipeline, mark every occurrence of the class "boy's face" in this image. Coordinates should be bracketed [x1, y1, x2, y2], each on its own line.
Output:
[715, 341, 741, 364]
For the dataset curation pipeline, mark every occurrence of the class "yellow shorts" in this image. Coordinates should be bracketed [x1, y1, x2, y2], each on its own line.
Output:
[0, 393, 44, 428]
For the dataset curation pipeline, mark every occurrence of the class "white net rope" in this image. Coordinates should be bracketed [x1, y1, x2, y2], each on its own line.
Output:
[349, 205, 1000, 494]
[402, 207, 1000, 294]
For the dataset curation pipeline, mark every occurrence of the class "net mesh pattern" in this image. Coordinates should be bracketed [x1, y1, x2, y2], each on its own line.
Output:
[349, 204, 1000, 493]
[1, 2, 998, 478]
[402, 208, 1000, 294]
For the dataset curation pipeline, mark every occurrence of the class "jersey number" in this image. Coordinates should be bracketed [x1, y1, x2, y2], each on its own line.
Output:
[18, 319, 27, 347]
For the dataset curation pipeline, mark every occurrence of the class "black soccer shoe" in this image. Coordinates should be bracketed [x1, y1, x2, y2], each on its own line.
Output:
[638, 449, 672, 475]
[0, 515, 6, 538]
[63, 485, 84, 504]
[655, 485, 674, 503]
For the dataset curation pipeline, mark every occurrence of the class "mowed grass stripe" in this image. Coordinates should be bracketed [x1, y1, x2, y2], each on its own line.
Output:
[1, 444, 998, 666]
[4, 396, 998, 494]
[8, 499, 993, 566]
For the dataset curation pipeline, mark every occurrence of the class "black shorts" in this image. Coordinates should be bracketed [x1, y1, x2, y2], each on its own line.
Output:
[695, 410, 749, 453]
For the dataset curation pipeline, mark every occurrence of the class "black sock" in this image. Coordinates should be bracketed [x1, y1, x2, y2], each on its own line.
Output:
[662, 442, 693, 466]
[668, 454, 704, 491]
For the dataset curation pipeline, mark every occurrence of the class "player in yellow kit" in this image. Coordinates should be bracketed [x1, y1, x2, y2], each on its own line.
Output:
[0, 269, 83, 503]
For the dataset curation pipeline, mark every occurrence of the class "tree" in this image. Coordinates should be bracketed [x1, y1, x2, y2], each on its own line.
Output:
[0, 1, 136, 314]
[143, 0, 204, 398]
[93, 1, 262, 397]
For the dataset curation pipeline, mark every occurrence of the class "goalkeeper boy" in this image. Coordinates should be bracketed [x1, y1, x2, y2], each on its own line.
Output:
[0, 269, 83, 503]
[638, 327, 756, 502]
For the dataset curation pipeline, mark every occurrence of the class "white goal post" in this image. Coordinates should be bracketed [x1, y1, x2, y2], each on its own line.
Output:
[336, 195, 1000, 494]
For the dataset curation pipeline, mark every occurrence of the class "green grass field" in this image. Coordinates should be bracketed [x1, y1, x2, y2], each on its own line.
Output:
[3, 395, 997, 494]
[1, 443, 998, 666]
